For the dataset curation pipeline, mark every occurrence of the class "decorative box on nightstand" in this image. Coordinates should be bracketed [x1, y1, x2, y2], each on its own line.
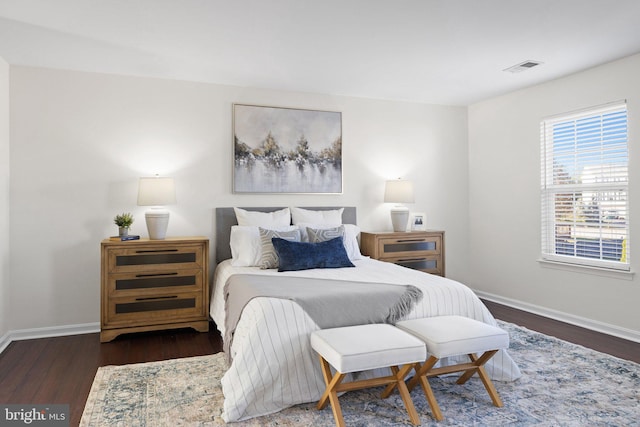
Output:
[360, 230, 445, 276]
[100, 236, 210, 342]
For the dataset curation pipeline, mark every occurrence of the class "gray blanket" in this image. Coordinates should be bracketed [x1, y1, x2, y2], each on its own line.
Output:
[223, 274, 423, 362]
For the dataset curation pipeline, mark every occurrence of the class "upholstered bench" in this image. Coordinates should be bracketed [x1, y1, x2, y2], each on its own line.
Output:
[310, 323, 427, 427]
[394, 315, 509, 421]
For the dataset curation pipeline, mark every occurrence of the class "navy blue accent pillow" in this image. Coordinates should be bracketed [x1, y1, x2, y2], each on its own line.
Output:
[271, 236, 355, 272]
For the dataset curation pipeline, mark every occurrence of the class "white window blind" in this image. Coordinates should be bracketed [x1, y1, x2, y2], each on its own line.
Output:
[540, 101, 629, 271]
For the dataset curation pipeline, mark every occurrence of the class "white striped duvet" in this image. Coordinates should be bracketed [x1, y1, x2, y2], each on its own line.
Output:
[211, 258, 521, 422]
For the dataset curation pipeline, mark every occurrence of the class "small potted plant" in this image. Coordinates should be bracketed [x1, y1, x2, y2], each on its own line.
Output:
[114, 212, 134, 236]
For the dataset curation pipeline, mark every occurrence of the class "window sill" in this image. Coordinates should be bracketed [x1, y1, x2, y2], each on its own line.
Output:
[537, 259, 634, 280]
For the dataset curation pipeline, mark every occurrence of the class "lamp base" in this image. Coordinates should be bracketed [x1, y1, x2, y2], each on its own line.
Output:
[390, 206, 409, 232]
[145, 209, 170, 240]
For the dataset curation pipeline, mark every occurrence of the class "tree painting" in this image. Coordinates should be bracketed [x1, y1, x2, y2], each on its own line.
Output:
[233, 104, 342, 193]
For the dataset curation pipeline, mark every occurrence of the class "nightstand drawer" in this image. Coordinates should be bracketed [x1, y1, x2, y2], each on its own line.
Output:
[376, 235, 441, 259]
[105, 291, 205, 327]
[108, 244, 204, 273]
[386, 255, 443, 276]
[107, 269, 203, 297]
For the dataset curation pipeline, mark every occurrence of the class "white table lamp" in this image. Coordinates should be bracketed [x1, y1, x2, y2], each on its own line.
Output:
[137, 176, 176, 240]
[384, 179, 414, 232]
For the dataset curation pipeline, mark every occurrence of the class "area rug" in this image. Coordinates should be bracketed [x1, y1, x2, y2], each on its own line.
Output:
[80, 321, 640, 426]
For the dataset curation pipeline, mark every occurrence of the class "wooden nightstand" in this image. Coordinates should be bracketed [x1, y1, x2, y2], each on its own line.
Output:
[360, 230, 445, 276]
[100, 237, 210, 342]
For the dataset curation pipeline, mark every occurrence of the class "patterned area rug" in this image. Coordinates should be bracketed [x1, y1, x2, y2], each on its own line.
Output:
[80, 321, 640, 426]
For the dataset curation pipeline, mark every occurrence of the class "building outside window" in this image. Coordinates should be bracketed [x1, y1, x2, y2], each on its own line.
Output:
[540, 101, 629, 271]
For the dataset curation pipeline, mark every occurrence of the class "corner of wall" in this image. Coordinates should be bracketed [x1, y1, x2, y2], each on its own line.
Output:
[0, 56, 10, 339]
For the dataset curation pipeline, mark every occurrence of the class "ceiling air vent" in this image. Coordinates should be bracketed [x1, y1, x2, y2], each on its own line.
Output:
[503, 60, 543, 73]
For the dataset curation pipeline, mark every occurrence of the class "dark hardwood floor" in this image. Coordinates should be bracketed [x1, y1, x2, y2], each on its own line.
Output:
[0, 327, 223, 426]
[1, 302, 638, 426]
[482, 300, 640, 364]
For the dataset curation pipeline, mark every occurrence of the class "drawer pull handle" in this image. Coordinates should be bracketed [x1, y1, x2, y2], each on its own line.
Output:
[135, 295, 178, 301]
[398, 258, 427, 262]
[135, 249, 180, 254]
[135, 272, 179, 278]
[395, 239, 427, 243]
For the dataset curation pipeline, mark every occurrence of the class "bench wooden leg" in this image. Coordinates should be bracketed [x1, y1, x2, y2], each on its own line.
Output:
[317, 356, 346, 411]
[316, 356, 422, 426]
[406, 349, 504, 422]
[384, 357, 442, 421]
[407, 357, 443, 421]
[407, 356, 439, 392]
[476, 364, 503, 407]
[317, 356, 347, 426]
[328, 387, 346, 427]
[391, 365, 421, 426]
[455, 351, 503, 407]
[417, 372, 443, 421]
[456, 350, 497, 384]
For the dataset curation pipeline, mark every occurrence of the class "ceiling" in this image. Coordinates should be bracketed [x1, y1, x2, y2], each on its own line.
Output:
[1, 0, 640, 106]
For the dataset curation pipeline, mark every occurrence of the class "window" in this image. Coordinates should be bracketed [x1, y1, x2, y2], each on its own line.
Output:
[540, 101, 629, 271]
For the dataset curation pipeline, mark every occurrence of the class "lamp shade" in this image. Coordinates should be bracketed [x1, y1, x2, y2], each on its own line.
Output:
[384, 179, 415, 204]
[137, 177, 176, 206]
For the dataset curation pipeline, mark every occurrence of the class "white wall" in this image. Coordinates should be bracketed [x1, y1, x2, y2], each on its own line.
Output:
[8, 66, 468, 331]
[0, 57, 9, 342]
[468, 53, 640, 338]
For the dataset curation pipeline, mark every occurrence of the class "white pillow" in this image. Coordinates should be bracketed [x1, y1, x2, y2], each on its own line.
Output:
[234, 207, 291, 227]
[291, 207, 344, 225]
[296, 222, 364, 261]
[341, 224, 364, 261]
[230, 225, 297, 267]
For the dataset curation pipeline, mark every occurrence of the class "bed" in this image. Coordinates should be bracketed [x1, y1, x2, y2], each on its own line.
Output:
[211, 206, 521, 422]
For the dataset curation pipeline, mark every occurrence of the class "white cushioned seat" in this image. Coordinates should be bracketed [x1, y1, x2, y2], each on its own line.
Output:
[310, 323, 426, 373]
[396, 315, 509, 358]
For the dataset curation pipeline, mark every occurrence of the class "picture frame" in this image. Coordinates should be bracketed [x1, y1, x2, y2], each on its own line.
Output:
[410, 212, 426, 231]
[233, 104, 343, 194]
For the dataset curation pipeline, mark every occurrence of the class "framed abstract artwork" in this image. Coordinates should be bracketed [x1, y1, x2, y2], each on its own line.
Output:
[233, 104, 343, 193]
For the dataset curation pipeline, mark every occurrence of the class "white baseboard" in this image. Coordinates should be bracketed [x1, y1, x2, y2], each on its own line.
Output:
[0, 322, 100, 354]
[0, 331, 10, 354]
[474, 290, 640, 344]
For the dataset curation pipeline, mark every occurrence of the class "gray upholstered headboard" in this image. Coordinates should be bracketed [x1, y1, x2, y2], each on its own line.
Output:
[215, 207, 357, 264]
